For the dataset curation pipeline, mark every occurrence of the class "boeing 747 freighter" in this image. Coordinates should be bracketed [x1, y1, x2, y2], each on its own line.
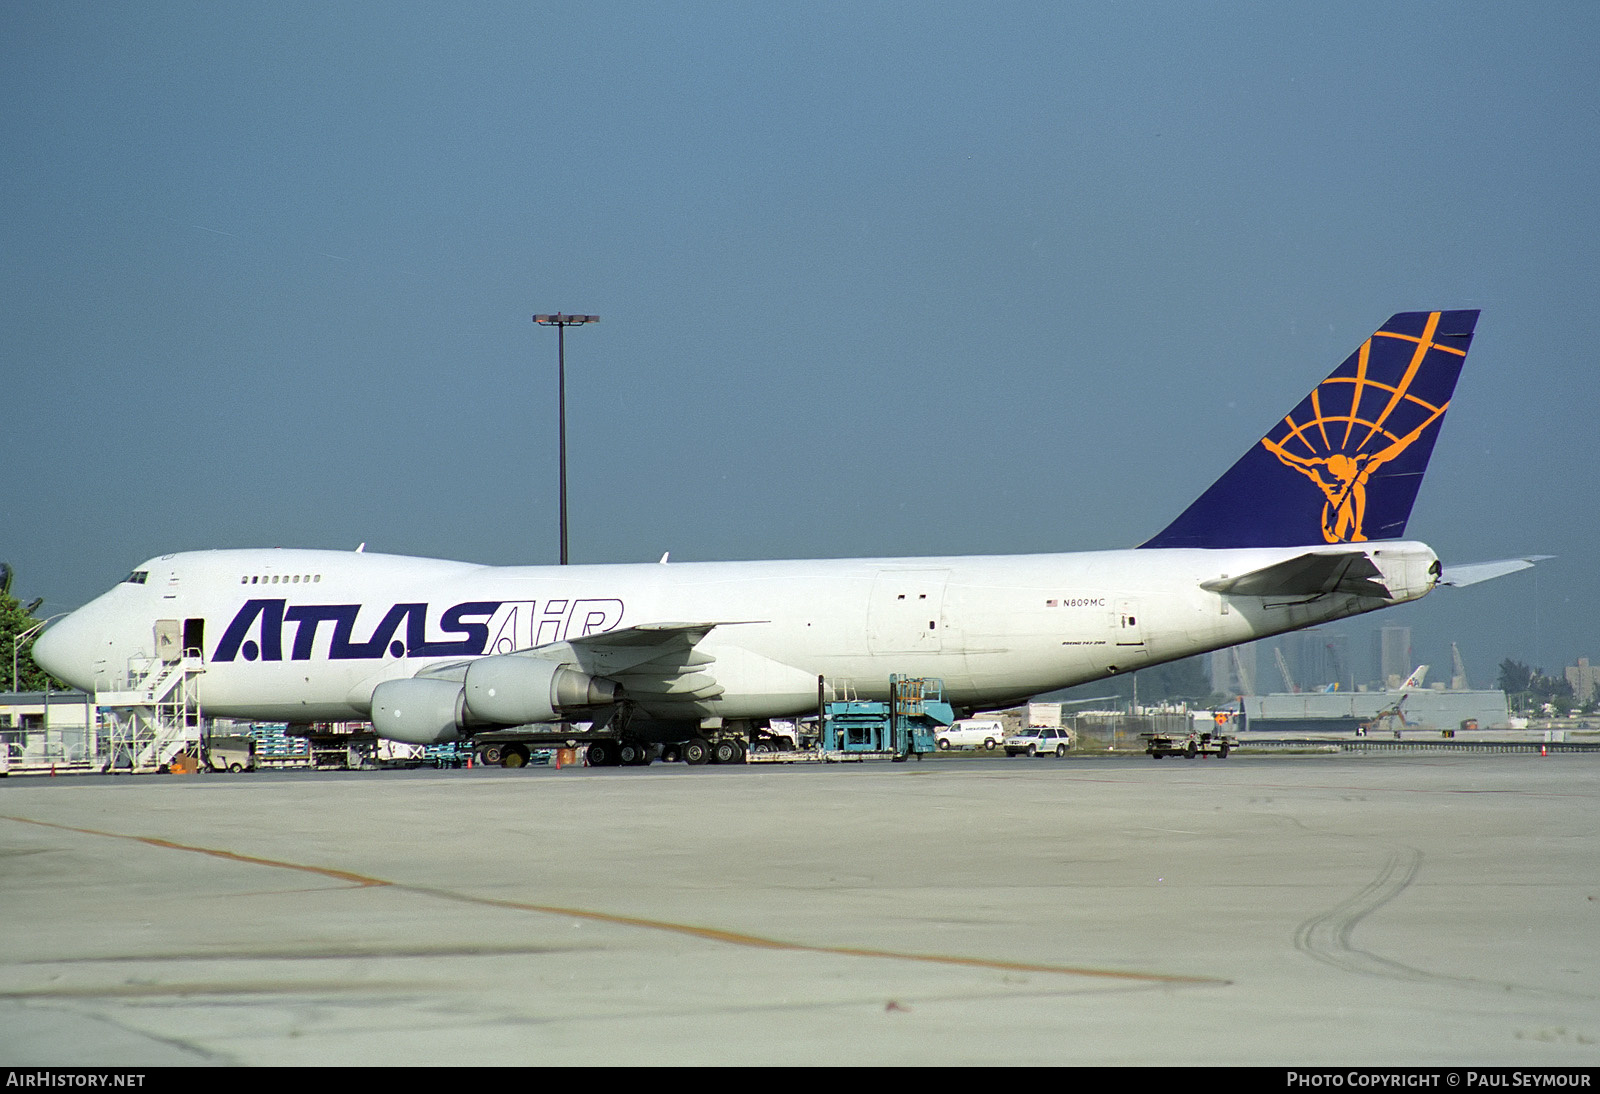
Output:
[34, 310, 1532, 759]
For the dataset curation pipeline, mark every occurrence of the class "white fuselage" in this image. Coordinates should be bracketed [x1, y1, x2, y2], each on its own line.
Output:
[37, 542, 1441, 726]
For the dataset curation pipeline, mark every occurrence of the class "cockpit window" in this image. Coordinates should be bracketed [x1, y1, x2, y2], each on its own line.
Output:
[124, 571, 148, 585]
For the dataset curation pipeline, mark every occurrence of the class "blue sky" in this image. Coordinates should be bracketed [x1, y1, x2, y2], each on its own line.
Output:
[3, 2, 1595, 687]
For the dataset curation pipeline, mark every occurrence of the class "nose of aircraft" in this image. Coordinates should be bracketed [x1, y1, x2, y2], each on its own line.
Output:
[30, 610, 96, 692]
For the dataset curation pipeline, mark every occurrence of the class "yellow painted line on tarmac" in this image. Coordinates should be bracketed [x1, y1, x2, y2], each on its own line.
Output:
[6, 814, 388, 887]
[4, 813, 1222, 986]
[424, 886, 1220, 983]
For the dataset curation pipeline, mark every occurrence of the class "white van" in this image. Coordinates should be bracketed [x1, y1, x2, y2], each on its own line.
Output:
[936, 719, 1006, 751]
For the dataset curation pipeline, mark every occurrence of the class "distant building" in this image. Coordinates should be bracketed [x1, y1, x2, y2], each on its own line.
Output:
[0, 690, 96, 732]
[1566, 658, 1599, 705]
[0, 690, 99, 767]
[1279, 627, 1351, 692]
[1210, 641, 1259, 696]
[1244, 688, 1511, 733]
[1376, 626, 1413, 689]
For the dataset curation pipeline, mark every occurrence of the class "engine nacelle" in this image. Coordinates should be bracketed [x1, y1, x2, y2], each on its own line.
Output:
[370, 677, 467, 745]
[463, 655, 617, 725]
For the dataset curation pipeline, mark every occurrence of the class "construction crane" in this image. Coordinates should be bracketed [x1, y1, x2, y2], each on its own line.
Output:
[1326, 641, 1348, 692]
[1275, 647, 1298, 693]
[1230, 647, 1254, 696]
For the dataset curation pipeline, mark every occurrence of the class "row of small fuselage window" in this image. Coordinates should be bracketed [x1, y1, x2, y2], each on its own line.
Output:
[123, 571, 324, 586]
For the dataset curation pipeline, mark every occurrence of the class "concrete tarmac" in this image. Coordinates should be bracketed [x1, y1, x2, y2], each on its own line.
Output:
[1, 752, 1596, 1066]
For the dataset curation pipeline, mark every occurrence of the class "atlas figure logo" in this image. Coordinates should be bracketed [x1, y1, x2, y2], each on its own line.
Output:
[1138, 310, 1475, 552]
[1260, 311, 1465, 543]
[213, 597, 627, 662]
[1260, 311, 1464, 544]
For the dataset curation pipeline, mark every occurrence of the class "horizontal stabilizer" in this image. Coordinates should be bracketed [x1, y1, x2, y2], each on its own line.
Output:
[1437, 555, 1551, 587]
[1200, 550, 1390, 599]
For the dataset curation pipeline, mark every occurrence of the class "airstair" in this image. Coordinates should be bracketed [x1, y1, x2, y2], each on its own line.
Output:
[95, 653, 205, 772]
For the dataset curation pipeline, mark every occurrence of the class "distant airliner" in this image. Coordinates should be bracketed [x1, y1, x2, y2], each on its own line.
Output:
[34, 310, 1533, 755]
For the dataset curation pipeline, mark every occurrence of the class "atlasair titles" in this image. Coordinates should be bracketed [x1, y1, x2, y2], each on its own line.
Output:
[212, 597, 626, 662]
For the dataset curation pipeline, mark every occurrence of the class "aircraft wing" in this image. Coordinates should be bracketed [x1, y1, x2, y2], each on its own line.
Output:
[553, 621, 743, 702]
[1199, 550, 1390, 599]
[415, 620, 763, 704]
[1437, 556, 1551, 587]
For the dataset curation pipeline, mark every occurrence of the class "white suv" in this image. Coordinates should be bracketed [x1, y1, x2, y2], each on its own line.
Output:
[1003, 726, 1074, 757]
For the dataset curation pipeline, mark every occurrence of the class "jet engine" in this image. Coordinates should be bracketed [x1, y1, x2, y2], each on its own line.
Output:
[370, 678, 468, 745]
[369, 656, 618, 745]
[463, 654, 617, 724]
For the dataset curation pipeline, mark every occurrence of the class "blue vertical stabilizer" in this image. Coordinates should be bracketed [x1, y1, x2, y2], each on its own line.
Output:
[1141, 310, 1478, 549]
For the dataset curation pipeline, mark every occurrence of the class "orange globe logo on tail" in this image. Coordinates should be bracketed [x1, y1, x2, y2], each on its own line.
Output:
[1259, 311, 1461, 544]
[1140, 310, 1476, 550]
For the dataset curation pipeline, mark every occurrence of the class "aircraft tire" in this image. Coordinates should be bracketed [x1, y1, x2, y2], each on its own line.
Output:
[682, 738, 711, 766]
[586, 740, 615, 767]
[712, 738, 744, 765]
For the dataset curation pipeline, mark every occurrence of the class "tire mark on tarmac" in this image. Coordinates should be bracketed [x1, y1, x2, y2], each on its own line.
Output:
[1293, 847, 1433, 981]
[1292, 846, 1595, 1001]
[5, 814, 1224, 987]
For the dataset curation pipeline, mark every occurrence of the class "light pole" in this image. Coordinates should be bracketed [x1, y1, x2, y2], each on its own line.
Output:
[10, 615, 61, 694]
[533, 313, 599, 565]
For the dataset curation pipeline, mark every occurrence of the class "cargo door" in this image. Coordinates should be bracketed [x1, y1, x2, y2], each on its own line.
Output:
[867, 570, 949, 654]
[154, 619, 182, 664]
[1114, 599, 1147, 653]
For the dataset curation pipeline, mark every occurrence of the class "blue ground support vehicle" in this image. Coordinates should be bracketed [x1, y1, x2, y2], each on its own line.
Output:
[820, 676, 951, 760]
